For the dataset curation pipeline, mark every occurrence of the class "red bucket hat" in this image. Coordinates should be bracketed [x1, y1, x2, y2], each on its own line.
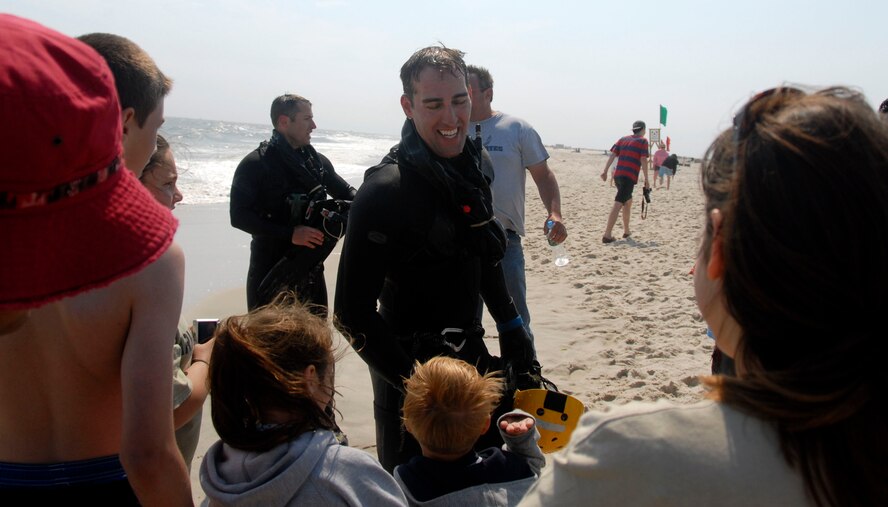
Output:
[0, 14, 177, 310]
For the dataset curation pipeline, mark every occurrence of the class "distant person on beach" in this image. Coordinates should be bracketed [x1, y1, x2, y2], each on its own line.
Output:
[599, 121, 650, 243]
[394, 356, 544, 505]
[230, 94, 356, 313]
[0, 15, 190, 504]
[140, 135, 212, 472]
[199, 295, 407, 506]
[78, 32, 171, 177]
[467, 64, 566, 352]
[661, 153, 679, 190]
[652, 141, 669, 189]
[521, 87, 888, 506]
[334, 46, 539, 473]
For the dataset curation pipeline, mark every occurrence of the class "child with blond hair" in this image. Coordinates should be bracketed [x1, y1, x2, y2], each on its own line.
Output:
[394, 357, 544, 506]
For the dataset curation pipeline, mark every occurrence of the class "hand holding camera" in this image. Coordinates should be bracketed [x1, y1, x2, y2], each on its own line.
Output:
[193, 318, 219, 344]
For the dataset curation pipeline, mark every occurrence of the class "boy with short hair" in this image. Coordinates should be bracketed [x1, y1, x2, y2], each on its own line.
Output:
[79, 32, 206, 472]
[395, 357, 544, 506]
[78, 32, 172, 176]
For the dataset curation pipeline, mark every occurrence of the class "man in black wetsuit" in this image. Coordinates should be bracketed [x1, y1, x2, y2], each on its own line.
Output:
[230, 94, 356, 313]
[334, 46, 537, 473]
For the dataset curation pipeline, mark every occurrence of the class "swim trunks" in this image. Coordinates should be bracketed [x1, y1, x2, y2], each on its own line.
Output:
[0, 455, 138, 504]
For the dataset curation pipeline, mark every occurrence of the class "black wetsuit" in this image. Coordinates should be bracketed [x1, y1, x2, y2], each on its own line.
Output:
[230, 133, 355, 311]
[334, 119, 534, 473]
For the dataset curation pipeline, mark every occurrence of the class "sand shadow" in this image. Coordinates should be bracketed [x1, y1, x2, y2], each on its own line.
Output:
[621, 237, 660, 249]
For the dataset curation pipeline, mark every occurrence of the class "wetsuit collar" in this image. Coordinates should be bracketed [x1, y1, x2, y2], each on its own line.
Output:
[393, 118, 506, 264]
[268, 130, 325, 181]
[396, 118, 485, 186]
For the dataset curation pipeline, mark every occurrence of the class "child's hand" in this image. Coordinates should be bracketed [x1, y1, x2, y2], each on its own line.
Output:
[500, 415, 535, 436]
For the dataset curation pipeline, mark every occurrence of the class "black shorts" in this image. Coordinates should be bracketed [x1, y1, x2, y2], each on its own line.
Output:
[614, 176, 636, 203]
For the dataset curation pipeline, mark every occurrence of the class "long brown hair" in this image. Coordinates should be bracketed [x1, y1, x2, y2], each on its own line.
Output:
[700, 87, 888, 506]
[209, 293, 340, 452]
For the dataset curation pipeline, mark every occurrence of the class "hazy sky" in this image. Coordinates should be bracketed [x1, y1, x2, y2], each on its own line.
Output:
[6, 0, 887, 156]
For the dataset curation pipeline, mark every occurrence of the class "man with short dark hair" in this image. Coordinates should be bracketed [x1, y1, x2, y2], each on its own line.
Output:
[335, 46, 537, 473]
[467, 64, 566, 351]
[78, 33, 172, 176]
[600, 121, 650, 243]
[230, 94, 356, 312]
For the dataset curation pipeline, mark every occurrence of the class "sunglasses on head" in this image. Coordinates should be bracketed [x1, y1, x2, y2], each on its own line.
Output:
[733, 87, 805, 141]
[731, 87, 806, 171]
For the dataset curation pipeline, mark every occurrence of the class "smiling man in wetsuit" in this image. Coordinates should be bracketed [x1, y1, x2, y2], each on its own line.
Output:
[334, 46, 538, 473]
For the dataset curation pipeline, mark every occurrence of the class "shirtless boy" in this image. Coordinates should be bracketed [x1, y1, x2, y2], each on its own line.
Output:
[0, 15, 191, 505]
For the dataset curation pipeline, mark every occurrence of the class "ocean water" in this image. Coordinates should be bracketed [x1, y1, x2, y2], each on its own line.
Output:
[160, 117, 400, 205]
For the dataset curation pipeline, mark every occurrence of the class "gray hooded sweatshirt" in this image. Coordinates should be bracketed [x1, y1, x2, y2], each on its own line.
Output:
[200, 429, 407, 506]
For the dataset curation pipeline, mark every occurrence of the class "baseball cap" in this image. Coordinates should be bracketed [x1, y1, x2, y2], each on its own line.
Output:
[0, 14, 177, 309]
[632, 120, 646, 132]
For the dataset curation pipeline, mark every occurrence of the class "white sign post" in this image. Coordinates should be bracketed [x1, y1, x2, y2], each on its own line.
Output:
[649, 128, 661, 144]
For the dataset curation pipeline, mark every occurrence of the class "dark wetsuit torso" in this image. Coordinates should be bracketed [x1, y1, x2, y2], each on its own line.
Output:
[335, 120, 522, 472]
[230, 138, 355, 311]
[338, 160, 483, 378]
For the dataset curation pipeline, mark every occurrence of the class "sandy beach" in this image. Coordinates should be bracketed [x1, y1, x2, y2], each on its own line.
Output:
[175, 148, 711, 503]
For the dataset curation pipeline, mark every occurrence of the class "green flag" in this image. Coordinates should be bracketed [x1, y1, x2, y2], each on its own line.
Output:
[659, 105, 668, 126]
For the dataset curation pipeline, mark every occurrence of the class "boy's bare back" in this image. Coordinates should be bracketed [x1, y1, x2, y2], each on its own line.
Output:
[0, 244, 184, 463]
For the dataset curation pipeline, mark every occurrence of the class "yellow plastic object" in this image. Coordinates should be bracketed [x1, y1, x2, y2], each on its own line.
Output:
[513, 388, 585, 453]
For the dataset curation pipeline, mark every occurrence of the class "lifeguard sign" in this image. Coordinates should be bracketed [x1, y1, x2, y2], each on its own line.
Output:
[649, 128, 661, 144]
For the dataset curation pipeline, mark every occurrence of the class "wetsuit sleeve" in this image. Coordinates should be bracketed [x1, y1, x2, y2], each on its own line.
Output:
[319, 154, 357, 201]
[479, 258, 521, 325]
[480, 259, 536, 374]
[229, 154, 293, 240]
[334, 169, 413, 389]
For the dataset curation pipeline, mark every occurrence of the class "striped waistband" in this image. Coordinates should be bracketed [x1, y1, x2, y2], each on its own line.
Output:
[0, 455, 126, 488]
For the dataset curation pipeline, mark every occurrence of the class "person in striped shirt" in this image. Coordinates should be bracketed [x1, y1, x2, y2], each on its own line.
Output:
[599, 121, 651, 243]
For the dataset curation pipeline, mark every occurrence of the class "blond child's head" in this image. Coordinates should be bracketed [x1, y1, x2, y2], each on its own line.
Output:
[402, 357, 503, 457]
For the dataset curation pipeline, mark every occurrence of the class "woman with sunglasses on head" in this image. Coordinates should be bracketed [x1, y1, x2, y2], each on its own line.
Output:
[520, 87, 888, 506]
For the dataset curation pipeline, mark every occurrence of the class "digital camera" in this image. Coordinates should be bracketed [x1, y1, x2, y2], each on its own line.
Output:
[193, 318, 219, 344]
